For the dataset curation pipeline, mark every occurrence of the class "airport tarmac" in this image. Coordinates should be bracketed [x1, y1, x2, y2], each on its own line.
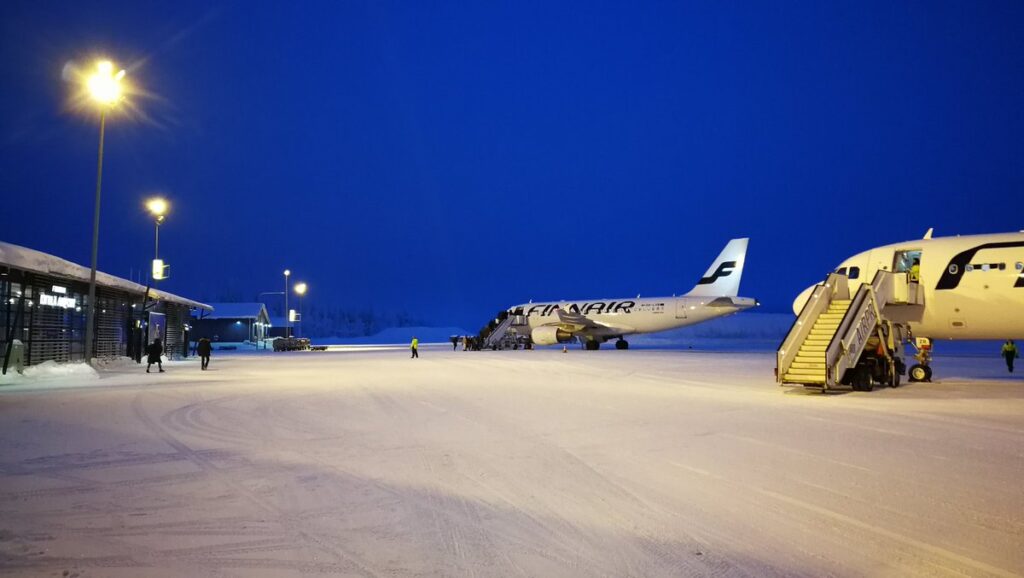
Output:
[1, 348, 1022, 577]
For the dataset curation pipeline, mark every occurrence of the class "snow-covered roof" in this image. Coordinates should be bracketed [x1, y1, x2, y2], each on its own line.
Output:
[198, 303, 269, 320]
[0, 241, 212, 311]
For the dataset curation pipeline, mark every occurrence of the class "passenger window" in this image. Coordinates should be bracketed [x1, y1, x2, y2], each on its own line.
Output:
[836, 267, 847, 276]
[1017, 262, 1023, 271]
[848, 266, 860, 280]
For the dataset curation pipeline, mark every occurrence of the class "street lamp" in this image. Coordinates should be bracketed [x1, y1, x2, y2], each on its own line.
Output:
[146, 197, 168, 281]
[294, 282, 307, 337]
[83, 60, 126, 365]
[283, 269, 291, 337]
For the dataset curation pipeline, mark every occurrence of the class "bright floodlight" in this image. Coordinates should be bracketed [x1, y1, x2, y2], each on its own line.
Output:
[284, 269, 291, 277]
[86, 60, 126, 106]
[294, 282, 307, 296]
[146, 197, 168, 217]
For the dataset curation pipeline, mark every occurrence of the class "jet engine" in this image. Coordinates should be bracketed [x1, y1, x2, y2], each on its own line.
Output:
[531, 326, 574, 345]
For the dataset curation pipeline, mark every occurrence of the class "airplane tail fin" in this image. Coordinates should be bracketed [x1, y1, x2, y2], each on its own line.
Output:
[685, 238, 749, 297]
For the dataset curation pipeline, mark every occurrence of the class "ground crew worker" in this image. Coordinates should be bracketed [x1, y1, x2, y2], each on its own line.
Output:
[909, 258, 921, 282]
[1002, 340, 1018, 373]
[411, 336, 419, 359]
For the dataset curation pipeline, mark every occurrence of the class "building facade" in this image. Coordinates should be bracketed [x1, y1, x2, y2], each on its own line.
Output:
[1, 242, 212, 373]
[192, 303, 271, 343]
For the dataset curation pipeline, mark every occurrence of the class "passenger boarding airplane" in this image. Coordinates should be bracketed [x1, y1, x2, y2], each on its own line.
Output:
[506, 238, 756, 350]
[792, 229, 1024, 378]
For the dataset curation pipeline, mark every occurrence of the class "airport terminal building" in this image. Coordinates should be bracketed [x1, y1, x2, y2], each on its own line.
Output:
[0, 241, 212, 372]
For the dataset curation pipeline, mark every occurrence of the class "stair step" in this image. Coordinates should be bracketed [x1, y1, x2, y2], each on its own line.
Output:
[783, 373, 826, 384]
[790, 362, 825, 370]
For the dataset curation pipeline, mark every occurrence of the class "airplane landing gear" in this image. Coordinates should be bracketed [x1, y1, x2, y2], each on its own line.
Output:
[908, 337, 933, 382]
[908, 364, 932, 382]
[584, 340, 600, 351]
[615, 339, 629, 350]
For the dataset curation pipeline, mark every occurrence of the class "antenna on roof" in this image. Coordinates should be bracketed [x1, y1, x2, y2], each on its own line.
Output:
[923, 227, 934, 240]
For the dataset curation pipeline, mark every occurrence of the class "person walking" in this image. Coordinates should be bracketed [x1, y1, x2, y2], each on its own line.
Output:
[1002, 340, 1018, 373]
[197, 337, 212, 370]
[411, 336, 419, 359]
[450, 335, 459, 351]
[146, 338, 165, 373]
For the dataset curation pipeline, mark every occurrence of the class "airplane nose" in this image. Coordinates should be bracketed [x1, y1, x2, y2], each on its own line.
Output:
[792, 285, 815, 316]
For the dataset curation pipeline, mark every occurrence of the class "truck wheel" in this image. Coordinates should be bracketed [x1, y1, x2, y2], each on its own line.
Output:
[909, 364, 928, 382]
[890, 368, 901, 388]
[852, 367, 872, 392]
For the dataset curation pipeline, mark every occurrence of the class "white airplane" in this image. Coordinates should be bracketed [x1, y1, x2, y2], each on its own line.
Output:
[505, 238, 756, 350]
[791, 229, 1024, 380]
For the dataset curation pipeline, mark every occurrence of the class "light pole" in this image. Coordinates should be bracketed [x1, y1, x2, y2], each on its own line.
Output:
[83, 60, 126, 365]
[146, 197, 168, 280]
[294, 282, 307, 338]
[283, 269, 291, 338]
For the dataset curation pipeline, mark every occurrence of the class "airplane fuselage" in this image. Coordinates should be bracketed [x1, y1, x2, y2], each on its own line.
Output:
[821, 232, 1024, 340]
[511, 295, 757, 338]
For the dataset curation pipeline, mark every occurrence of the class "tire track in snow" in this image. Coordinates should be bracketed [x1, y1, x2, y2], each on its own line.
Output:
[670, 461, 1022, 578]
[130, 392, 384, 577]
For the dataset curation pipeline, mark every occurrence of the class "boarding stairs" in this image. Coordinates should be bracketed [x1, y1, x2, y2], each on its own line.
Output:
[481, 311, 530, 350]
[777, 270, 922, 390]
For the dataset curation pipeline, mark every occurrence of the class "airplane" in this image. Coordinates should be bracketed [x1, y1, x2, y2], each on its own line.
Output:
[790, 229, 1024, 382]
[503, 238, 756, 350]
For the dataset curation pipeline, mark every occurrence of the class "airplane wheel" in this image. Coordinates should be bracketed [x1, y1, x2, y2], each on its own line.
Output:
[584, 340, 600, 351]
[909, 364, 928, 382]
[615, 340, 629, 350]
[924, 366, 933, 382]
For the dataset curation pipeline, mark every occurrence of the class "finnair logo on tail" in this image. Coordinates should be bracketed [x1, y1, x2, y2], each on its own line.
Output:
[697, 261, 736, 285]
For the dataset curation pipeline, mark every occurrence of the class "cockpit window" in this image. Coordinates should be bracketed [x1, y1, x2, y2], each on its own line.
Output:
[835, 266, 860, 279]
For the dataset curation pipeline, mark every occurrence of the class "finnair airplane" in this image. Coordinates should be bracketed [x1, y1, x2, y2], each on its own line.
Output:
[507, 238, 756, 350]
[791, 230, 1024, 380]
[794, 230, 1024, 339]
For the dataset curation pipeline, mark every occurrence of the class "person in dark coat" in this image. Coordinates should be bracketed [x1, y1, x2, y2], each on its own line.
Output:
[146, 338, 164, 373]
[197, 337, 212, 370]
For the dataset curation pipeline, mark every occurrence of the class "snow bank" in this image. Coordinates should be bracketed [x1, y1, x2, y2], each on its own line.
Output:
[323, 326, 470, 345]
[628, 312, 791, 350]
[0, 360, 99, 386]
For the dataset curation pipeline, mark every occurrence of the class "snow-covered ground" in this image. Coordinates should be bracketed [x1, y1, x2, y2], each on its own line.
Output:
[1, 348, 1021, 577]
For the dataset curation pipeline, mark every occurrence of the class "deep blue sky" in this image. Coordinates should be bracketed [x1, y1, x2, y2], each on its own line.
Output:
[2, 1, 1023, 328]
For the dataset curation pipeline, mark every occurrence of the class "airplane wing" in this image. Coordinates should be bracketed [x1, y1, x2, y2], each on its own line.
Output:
[552, 307, 634, 335]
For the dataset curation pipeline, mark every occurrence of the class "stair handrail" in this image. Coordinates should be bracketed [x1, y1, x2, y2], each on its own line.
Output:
[825, 271, 897, 387]
[776, 272, 849, 382]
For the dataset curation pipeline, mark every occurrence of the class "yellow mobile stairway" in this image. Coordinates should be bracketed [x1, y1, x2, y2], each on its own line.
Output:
[777, 270, 923, 392]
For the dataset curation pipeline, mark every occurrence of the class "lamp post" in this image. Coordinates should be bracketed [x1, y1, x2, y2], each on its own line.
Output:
[294, 282, 307, 338]
[283, 269, 291, 337]
[146, 197, 168, 280]
[83, 60, 126, 365]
